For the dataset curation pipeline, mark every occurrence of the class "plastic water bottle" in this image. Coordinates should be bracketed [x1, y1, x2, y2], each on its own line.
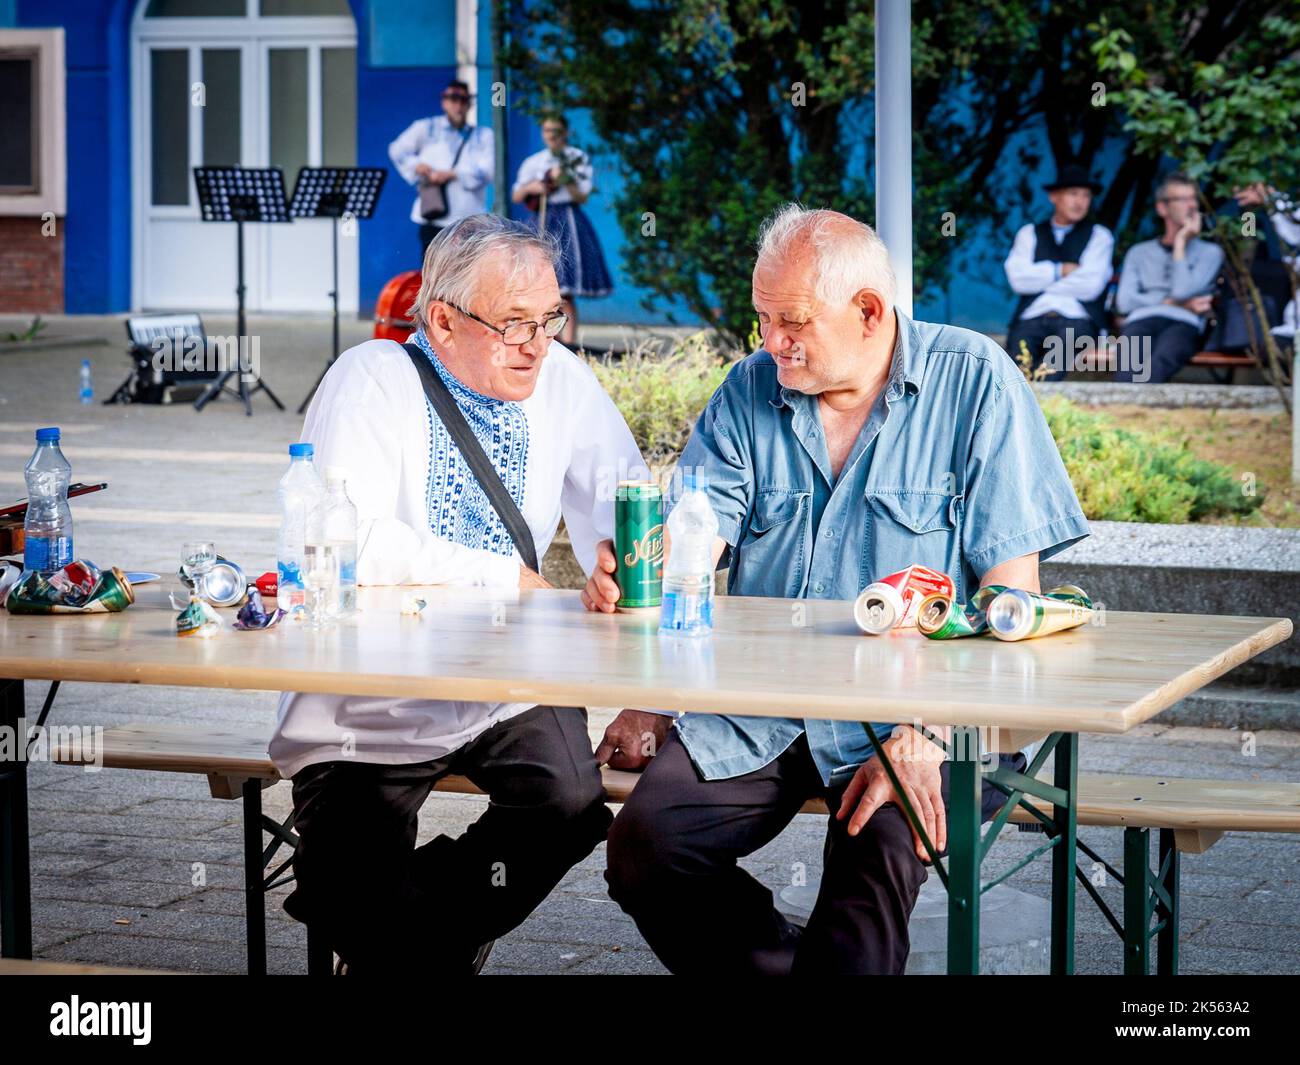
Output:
[322, 466, 358, 616]
[276, 442, 325, 616]
[659, 473, 718, 637]
[23, 427, 74, 574]
[79, 360, 93, 404]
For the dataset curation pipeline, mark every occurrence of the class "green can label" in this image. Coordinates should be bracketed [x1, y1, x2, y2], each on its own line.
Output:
[616, 482, 663, 608]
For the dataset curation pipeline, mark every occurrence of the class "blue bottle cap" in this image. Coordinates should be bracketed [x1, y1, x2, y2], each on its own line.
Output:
[289, 442, 314, 458]
[35, 427, 60, 442]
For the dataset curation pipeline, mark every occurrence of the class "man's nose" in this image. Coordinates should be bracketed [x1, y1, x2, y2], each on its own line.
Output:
[520, 330, 550, 358]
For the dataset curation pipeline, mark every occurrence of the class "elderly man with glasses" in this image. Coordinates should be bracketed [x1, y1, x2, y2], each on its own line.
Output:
[389, 79, 496, 258]
[1113, 172, 1225, 383]
[273, 213, 648, 974]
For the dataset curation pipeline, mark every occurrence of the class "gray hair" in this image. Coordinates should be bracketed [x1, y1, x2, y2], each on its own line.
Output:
[409, 214, 559, 329]
[755, 203, 898, 309]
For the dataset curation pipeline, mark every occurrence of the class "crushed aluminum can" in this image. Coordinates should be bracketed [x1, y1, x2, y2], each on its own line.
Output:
[176, 593, 223, 638]
[400, 594, 427, 616]
[233, 585, 285, 630]
[201, 557, 248, 608]
[48, 559, 102, 606]
[7, 565, 134, 615]
[917, 592, 988, 640]
[0, 560, 24, 603]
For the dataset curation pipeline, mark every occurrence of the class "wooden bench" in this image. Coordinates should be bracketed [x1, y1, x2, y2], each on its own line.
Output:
[1188, 349, 1257, 384]
[55, 723, 1300, 977]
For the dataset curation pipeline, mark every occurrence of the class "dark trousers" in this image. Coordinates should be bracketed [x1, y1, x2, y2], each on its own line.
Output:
[1006, 313, 1093, 381]
[1114, 315, 1203, 383]
[418, 222, 443, 260]
[605, 731, 1020, 975]
[285, 704, 610, 974]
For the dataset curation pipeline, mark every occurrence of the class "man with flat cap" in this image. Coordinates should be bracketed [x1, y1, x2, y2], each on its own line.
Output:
[1003, 163, 1114, 379]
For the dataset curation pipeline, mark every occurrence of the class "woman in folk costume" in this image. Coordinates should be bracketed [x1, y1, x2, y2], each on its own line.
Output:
[512, 115, 613, 346]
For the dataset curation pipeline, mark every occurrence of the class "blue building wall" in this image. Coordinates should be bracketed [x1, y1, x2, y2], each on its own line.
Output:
[13, 0, 134, 314]
[3, 0, 1128, 330]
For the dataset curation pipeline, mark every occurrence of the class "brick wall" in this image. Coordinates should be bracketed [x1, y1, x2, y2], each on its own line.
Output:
[0, 216, 64, 313]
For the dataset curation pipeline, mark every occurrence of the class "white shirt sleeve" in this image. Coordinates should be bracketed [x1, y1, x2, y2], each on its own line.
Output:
[301, 354, 520, 589]
[554, 351, 651, 578]
[1004, 224, 1056, 294]
[1042, 225, 1114, 301]
[453, 127, 495, 194]
[1273, 202, 1300, 252]
[512, 152, 543, 197]
[388, 118, 431, 187]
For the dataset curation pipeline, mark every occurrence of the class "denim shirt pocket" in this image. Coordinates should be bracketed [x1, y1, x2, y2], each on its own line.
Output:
[863, 488, 966, 601]
[734, 488, 809, 597]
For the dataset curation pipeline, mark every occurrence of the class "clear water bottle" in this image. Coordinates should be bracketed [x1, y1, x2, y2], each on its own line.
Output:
[79, 360, 93, 404]
[276, 442, 325, 616]
[659, 473, 718, 637]
[24, 427, 74, 574]
[322, 466, 358, 616]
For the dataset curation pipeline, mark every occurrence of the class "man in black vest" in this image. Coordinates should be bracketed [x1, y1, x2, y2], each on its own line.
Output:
[1003, 164, 1115, 380]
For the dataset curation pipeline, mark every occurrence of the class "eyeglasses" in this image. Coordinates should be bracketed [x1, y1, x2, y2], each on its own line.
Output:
[451, 303, 569, 345]
[442, 92, 472, 103]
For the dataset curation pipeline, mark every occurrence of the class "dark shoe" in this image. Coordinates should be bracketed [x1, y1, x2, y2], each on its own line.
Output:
[469, 940, 494, 975]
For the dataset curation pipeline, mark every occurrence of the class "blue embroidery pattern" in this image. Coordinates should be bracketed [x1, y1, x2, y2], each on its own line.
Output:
[412, 329, 529, 558]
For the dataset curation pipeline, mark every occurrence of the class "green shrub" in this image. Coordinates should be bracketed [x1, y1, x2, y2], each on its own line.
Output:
[589, 335, 1262, 525]
[1039, 396, 1263, 523]
[585, 332, 737, 465]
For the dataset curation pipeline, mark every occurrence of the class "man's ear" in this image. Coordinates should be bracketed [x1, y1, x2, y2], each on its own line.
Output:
[426, 300, 453, 341]
[856, 289, 887, 334]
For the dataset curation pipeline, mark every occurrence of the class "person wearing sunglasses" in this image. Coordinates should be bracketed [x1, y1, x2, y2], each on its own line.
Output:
[389, 80, 496, 258]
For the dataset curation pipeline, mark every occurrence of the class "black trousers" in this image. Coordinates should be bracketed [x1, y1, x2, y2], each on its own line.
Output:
[1114, 315, 1203, 383]
[1006, 313, 1093, 381]
[418, 222, 443, 260]
[284, 704, 610, 974]
[605, 731, 1021, 975]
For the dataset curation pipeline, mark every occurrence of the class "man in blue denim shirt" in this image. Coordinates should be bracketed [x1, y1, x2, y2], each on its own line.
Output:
[583, 205, 1090, 974]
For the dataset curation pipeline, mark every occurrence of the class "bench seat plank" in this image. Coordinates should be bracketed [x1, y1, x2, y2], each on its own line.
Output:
[52, 723, 1300, 839]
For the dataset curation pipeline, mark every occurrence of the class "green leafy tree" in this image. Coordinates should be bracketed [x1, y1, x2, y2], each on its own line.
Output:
[1093, 13, 1300, 407]
[504, 0, 1296, 343]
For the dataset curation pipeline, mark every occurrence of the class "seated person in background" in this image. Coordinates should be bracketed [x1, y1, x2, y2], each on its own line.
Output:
[1003, 163, 1114, 380]
[1114, 172, 1224, 383]
[1238, 186, 1300, 355]
[1215, 184, 1296, 322]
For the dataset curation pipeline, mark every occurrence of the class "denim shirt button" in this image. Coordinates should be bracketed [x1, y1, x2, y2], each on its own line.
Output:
[813, 580, 826, 593]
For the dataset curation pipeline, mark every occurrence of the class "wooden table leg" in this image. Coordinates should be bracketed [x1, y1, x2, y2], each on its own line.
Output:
[0, 678, 31, 959]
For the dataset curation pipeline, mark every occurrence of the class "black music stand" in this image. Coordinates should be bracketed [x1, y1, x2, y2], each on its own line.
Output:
[290, 166, 387, 412]
[192, 166, 290, 416]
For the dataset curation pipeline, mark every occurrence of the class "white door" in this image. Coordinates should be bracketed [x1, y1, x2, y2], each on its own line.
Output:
[132, 0, 357, 314]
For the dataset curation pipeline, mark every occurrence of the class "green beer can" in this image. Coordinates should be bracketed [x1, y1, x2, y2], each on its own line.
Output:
[615, 481, 664, 609]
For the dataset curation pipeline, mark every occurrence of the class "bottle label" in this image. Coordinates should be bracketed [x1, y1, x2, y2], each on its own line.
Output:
[659, 584, 714, 634]
[25, 536, 72, 573]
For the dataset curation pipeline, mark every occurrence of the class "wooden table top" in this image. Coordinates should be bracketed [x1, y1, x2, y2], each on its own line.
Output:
[0, 585, 1289, 737]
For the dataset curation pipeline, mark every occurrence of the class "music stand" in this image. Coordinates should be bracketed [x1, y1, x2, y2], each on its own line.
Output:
[290, 166, 387, 412]
[192, 166, 290, 416]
